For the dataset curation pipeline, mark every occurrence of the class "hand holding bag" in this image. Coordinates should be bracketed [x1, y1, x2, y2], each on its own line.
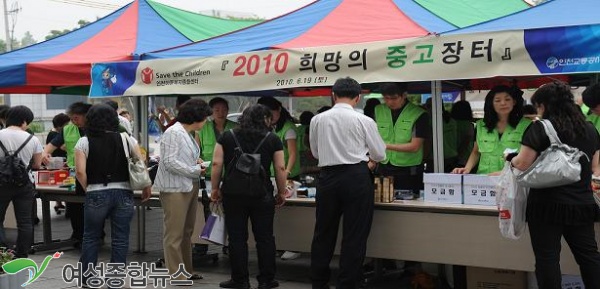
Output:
[200, 202, 227, 245]
[516, 119, 589, 189]
[120, 133, 152, 190]
[496, 162, 529, 239]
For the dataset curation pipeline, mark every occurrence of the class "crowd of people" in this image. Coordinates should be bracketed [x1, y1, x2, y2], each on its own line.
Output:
[1, 79, 600, 289]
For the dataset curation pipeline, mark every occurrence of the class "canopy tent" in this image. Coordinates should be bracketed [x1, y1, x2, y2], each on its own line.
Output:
[144, 0, 530, 60]
[441, 0, 600, 89]
[0, 0, 260, 94]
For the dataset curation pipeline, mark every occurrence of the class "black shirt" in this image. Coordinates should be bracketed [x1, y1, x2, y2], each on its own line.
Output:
[218, 130, 283, 191]
[46, 131, 67, 158]
[521, 120, 600, 224]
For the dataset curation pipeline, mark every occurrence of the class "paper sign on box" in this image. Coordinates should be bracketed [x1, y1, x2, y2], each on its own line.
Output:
[423, 173, 463, 204]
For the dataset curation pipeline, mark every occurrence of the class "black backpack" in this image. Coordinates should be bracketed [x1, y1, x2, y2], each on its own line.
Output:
[222, 130, 271, 198]
[0, 134, 34, 187]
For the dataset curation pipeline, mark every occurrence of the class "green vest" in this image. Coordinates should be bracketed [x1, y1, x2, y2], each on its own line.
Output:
[586, 114, 600, 135]
[375, 103, 425, 167]
[198, 120, 236, 175]
[476, 118, 531, 174]
[272, 121, 301, 178]
[443, 118, 458, 159]
[63, 123, 81, 168]
[296, 125, 308, 153]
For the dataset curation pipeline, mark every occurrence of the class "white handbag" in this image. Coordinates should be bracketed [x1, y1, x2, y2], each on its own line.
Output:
[516, 119, 589, 189]
[120, 133, 152, 190]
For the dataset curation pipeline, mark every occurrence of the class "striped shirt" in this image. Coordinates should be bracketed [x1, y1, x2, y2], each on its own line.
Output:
[310, 103, 386, 167]
[153, 122, 202, 193]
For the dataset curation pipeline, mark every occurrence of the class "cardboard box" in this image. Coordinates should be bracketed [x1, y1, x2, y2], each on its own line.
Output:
[36, 170, 69, 185]
[463, 175, 500, 206]
[423, 173, 462, 204]
[467, 266, 526, 289]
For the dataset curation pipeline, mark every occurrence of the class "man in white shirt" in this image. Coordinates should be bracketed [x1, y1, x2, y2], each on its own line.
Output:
[309, 77, 386, 289]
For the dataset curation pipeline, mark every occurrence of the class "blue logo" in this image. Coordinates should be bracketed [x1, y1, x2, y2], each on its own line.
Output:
[546, 57, 559, 69]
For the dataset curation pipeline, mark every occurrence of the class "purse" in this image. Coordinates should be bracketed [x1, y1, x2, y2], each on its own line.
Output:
[516, 119, 589, 189]
[120, 133, 152, 190]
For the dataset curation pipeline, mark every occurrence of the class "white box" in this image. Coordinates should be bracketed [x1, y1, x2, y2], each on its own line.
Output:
[463, 175, 500, 206]
[423, 173, 462, 204]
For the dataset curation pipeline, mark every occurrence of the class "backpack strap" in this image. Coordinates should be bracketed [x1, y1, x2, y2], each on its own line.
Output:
[252, 132, 271, 153]
[229, 129, 244, 153]
[230, 130, 271, 153]
[0, 140, 9, 155]
[0, 134, 33, 157]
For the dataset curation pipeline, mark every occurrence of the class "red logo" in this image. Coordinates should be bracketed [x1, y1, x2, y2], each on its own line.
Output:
[499, 210, 511, 220]
[141, 67, 153, 84]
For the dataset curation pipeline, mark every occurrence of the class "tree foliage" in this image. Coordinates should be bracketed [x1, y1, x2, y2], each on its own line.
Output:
[45, 19, 91, 40]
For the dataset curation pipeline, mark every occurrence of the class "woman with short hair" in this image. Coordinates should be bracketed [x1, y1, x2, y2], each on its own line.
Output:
[154, 98, 212, 282]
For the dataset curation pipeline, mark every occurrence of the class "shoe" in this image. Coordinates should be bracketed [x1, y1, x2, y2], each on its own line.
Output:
[53, 206, 63, 215]
[257, 280, 279, 289]
[280, 251, 301, 260]
[33, 217, 40, 225]
[219, 279, 250, 289]
[188, 274, 203, 280]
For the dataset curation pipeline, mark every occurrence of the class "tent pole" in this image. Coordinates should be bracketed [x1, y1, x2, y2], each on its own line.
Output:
[139, 95, 149, 161]
[431, 80, 444, 173]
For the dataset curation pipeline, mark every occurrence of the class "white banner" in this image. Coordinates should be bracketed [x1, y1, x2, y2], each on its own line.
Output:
[90, 31, 540, 97]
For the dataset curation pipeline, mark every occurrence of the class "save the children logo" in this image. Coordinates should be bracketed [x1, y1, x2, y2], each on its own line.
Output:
[141, 67, 154, 84]
[1, 252, 62, 287]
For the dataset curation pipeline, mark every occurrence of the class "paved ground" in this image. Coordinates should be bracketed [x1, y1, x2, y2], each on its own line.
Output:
[3, 200, 448, 289]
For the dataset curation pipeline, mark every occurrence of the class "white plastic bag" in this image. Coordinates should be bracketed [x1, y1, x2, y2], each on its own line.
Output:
[495, 162, 529, 239]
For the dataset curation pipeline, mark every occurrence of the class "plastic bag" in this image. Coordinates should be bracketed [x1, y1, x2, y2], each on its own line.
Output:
[200, 203, 227, 245]
[496, 162, 529, 239]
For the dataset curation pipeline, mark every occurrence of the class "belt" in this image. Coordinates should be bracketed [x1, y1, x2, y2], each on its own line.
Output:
[321, 161, 367, 171]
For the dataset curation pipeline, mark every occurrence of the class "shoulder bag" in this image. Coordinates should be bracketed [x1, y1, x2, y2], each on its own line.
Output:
[516, 119, 589, 189]
[120, 133, 152, 190]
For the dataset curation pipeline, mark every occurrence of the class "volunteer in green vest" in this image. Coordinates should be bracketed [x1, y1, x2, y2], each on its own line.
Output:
[452, 85, 531, 175]
[196, 97, 237, 177]
[374, 82, 429, 200]
[450, 100, 475, 168]
[582, 83, 600, 134]
[257, 96, 301, 261]
[257, 97, 300, 180]
[43, 102, 92, 248]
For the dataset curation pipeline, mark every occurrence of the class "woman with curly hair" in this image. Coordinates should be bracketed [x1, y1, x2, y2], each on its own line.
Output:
[74, 104, 151, 286]
[211, 104, 288, 289]
[510, 82, 600, 288]
[452, 85, 531, 175]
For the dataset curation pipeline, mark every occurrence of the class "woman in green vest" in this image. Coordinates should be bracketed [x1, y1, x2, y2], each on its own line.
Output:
[257, 97, 300, 180]
[196, 97, 237, 176]
[452, 85, 531, 175]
